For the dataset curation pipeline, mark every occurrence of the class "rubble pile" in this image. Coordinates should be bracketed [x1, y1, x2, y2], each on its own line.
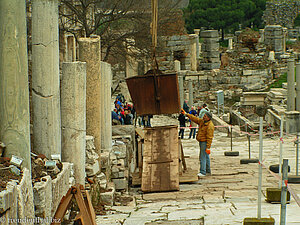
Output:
[238, 28, 260, 51]
[31, 153, 63, 182]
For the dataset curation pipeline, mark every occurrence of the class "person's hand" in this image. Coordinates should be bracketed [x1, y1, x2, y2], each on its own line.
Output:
[181, 108, 186, 115]
[206, 149, 211, 155]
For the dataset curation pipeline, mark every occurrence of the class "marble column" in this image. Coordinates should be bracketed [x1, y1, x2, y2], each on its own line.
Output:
[188, 80, 193, 107]
[296, 62, 300, 111]
[194, 29, 200, 60]
[78, 37, 102, 156]
[32, 0, 61, 158]
[65, 34, 76, 62]
[189, 34, 198, 71]
[0, 0, 31, 170]
[175, 60, 184, 108]
[228, 38, 233, 50]
[61, 62, 86, 184]
[100, 62, 112, 153]
[287, 59, 296, 111]
[283, 27, 288, 54]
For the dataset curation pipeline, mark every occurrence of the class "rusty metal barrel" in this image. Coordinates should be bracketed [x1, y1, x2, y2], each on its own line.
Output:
[126, 72, 180, 115]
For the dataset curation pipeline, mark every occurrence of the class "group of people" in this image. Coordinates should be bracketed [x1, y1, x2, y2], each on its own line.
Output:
[180, 101, 215, 178]
[111, 94, 135, 125]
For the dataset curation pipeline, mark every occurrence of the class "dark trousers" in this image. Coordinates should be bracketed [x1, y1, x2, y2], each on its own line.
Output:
[179, 127, 184, 139]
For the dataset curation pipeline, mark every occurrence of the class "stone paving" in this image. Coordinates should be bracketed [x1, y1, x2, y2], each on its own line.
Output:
[96, 115, 300, 224]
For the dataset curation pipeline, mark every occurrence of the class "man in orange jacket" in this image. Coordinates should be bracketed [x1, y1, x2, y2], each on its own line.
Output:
[181, 108, 214, 177]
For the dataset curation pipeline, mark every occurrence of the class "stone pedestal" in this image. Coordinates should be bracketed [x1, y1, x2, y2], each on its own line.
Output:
[285, 111, 300, 134]
[0, 0, 31, 170]
[264, 25, 284, 57]
[296, 63, 300, 111]
[200, 30, 220, 70]
[32, 0, 61, 158]
[268, 51, 275, 61]
[100, 62, 112, 153]
[61, 62, 86, 184]
[287, 59, 295, 111]
[78, 37, 102, 156]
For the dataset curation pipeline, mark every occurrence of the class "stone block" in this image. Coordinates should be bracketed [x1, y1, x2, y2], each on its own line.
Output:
[207, 57, 221, 63]
[100, 182, 115, 206]
[201, 63, 220, 70]
[95, 172, 107, 189]
[112, 178, 127, 190]
[33, 176, 52, 223]
[112, 145, 127, 159]
[202, 39, 218, 44]
[200, 30, 219, 38]
[203, 43, 219, 51]
[202, 51, 219, 58]
[86, 161, 100, 177]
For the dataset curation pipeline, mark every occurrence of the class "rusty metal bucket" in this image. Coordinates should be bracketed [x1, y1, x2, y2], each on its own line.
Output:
[126, 72, 180, 115]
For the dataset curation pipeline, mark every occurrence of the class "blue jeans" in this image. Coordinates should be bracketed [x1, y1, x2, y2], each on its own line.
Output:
[199, 142, 210, 175]
[189, 128, 196, 138]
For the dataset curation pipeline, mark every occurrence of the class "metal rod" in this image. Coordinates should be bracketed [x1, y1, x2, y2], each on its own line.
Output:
[280, 159, 288, 225]
[257, 117, 263, 219]
[279, 115, 284, 188]
[296, 133, 299, 176]
[248, 134, 251, 159]
[230, 125, 233, 152]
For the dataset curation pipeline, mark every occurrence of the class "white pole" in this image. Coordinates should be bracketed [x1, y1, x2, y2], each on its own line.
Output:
[257, 117, 263, 219]
[279, 115, 284, 188]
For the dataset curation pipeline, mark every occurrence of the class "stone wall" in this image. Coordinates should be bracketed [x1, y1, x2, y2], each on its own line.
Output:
[157, 35, 193, 71]
[0, 169, 34, 225]
[263, 1, 300, 28]
[33, 162, 73, 224]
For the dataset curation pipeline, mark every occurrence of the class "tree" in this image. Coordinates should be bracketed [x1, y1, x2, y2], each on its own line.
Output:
[60, 0, 187, 63]
[183, 0, 266, 38]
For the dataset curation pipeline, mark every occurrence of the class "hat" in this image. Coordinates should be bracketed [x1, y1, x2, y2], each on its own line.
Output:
[205, 111, 212, 120]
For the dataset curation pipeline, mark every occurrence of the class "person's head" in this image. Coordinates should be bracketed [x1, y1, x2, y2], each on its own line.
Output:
[191, 106, 194, 110]
[203, 111, 212, 121]
[202, 103, 207, 109]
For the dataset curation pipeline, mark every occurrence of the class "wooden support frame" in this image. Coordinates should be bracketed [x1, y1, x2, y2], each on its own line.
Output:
[51, 184, 96, 225]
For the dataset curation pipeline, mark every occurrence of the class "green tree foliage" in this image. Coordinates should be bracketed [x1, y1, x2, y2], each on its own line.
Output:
[184, 0, 266, 36]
